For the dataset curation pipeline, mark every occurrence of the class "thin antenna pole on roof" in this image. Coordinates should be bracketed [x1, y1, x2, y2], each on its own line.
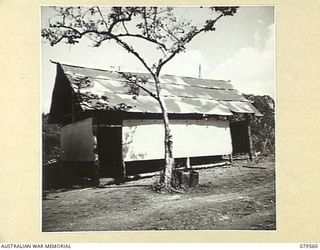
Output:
[198, 64, 201, 78]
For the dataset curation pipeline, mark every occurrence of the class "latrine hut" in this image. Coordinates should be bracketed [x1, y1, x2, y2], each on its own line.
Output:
[47, 62, 262, 181]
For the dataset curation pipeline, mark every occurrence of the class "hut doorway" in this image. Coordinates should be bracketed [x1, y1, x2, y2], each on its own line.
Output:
[97, 127, 123, 178]
[230, 120, 250, 154]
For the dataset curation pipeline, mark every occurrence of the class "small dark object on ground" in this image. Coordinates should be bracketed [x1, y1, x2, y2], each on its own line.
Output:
[176, 170, 199, 187]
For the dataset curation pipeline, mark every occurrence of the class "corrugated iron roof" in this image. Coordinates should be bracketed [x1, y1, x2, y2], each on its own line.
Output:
[58, 63, 262, 116]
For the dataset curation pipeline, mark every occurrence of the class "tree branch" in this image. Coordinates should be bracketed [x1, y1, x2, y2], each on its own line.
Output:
[107, 8, 133, 33]
[156, 13, 225, 74]
[110, 35, 156, 78]
[96, 6, 109, 29]
[119, 73, 158, 100]
[116, 33, 167, 50]
[121, 21, 129, 34]
[95, 6, 167, 51]
[142, 8, 150, 37]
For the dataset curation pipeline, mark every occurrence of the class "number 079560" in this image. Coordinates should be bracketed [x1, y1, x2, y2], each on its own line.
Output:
[300, 244, 318, 248]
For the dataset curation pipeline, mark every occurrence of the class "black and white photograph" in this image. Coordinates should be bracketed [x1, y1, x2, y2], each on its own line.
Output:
[41, 6, 275, 232]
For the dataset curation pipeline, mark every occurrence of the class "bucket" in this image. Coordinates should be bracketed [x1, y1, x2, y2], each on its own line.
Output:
[176, 170, 199, 187]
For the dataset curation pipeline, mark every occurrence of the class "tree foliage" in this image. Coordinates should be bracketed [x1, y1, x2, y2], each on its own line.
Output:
[42, 6, 238, 78]
[244, 94, 275, 156]
[42, 113, 61, 163]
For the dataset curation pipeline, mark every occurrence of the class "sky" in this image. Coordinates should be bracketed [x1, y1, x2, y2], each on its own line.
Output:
[41, 6, 275, 113]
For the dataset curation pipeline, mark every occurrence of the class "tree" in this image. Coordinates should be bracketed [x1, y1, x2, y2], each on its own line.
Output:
[42, 6, 238, 192]
[42, 113, 61, 163]
[243, 94, 275, 156]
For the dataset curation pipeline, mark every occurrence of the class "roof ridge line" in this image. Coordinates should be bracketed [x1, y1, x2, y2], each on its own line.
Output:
[65, 71, 235, 91]
[57, 61, 117, 73]
[59, 61, 234, 90]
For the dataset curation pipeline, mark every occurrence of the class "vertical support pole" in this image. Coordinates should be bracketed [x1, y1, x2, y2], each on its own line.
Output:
[227, 116, 233, 165]
[92, 128, 100, 186]
[120, 126, 126, 182]
[186, 157, 191, 169]
[229, 154, 233, 165]
[71, 93, 75, 123]
[245, 114, 254, 162]
[122, 162, 126, 181]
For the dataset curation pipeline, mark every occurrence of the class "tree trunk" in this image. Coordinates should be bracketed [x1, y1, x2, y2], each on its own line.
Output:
[154, 77, 174, 191]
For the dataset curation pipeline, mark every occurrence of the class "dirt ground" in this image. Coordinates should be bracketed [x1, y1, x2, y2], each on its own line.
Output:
[42, 159, 276, 231]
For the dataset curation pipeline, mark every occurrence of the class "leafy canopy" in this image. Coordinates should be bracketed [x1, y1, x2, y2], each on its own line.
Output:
[42, 7, 238, 76]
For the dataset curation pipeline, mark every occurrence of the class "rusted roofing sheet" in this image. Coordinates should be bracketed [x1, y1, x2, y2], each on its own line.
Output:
[59, 63, 262, 116]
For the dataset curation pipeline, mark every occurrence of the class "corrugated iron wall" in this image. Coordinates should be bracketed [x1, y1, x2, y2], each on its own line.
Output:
[60, 118, 94, 161]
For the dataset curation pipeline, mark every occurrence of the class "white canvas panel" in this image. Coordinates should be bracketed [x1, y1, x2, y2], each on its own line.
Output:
[122, 119, 232, 161]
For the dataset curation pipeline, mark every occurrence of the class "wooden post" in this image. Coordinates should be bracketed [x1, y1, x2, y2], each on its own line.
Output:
[120, 126, 126, 182]
[71, 93, 75, 123]
[227, 116, 234, 165]
[245, 114, 254, 162]
[122, 162, 126, 181]
[229, 154, 233, 165]
[93, 132, 100, 186]
[186, 157, 191, 169]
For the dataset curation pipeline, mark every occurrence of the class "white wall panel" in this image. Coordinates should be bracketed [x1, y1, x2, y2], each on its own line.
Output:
[122, 119, 232, 161]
